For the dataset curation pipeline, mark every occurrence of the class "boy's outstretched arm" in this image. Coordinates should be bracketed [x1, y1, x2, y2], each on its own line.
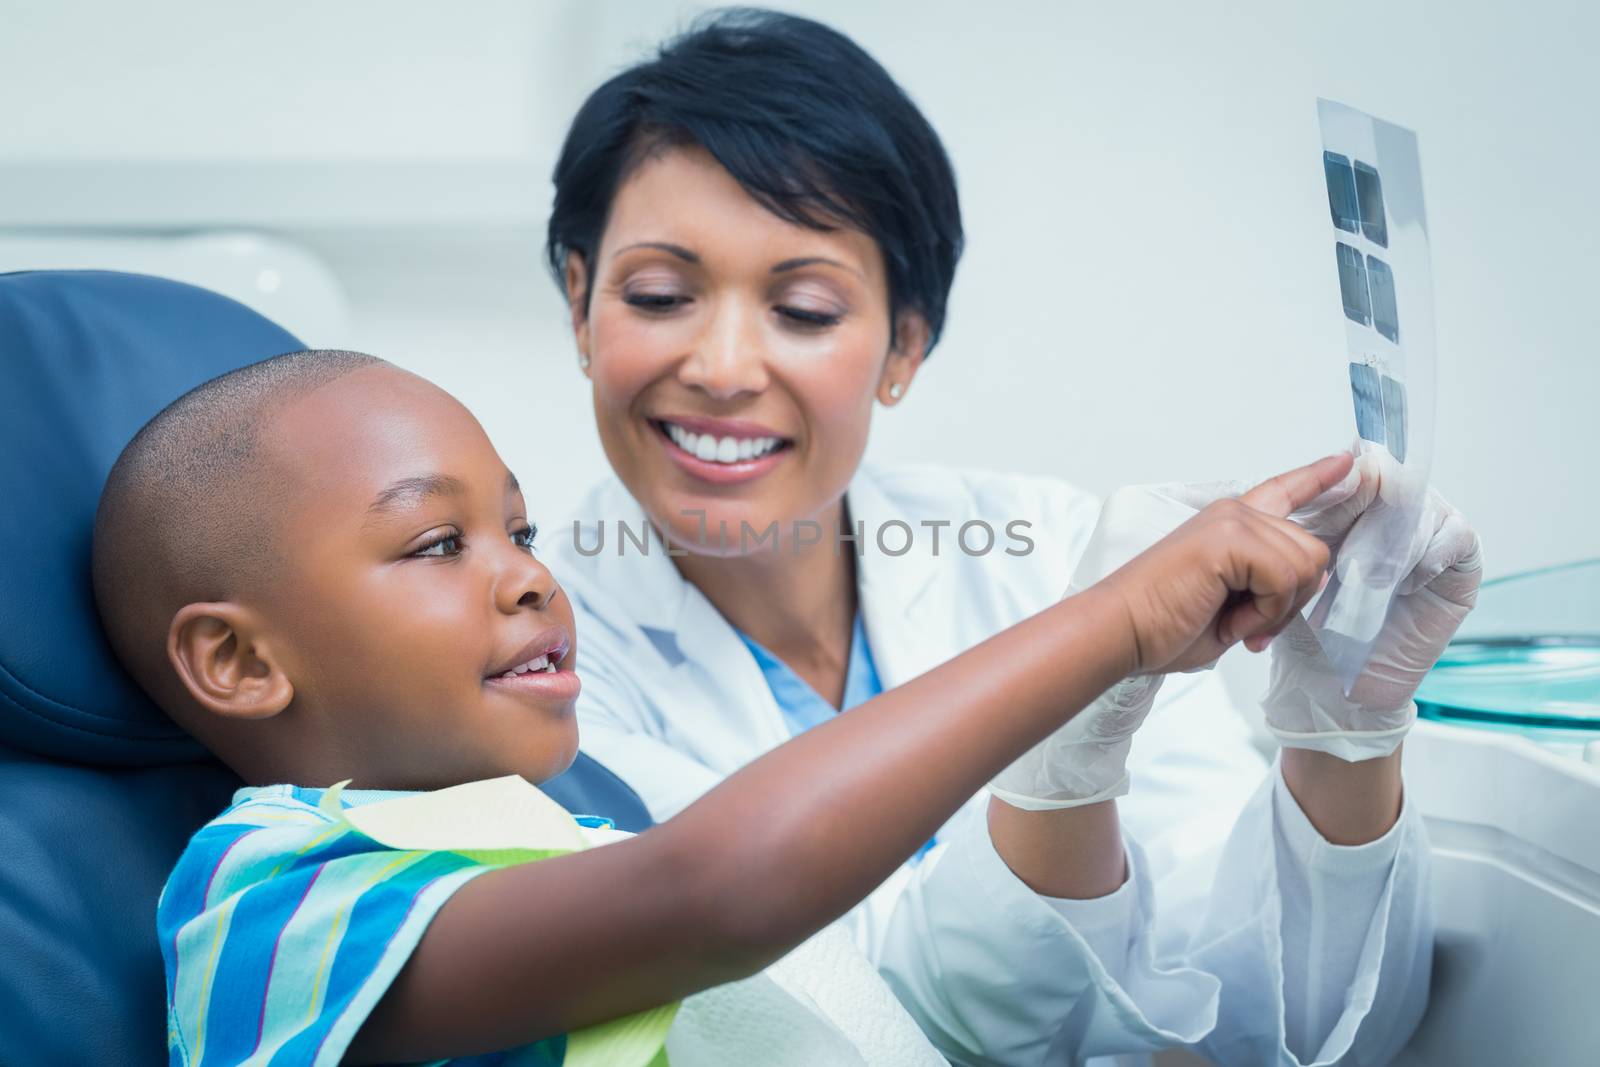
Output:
[348, 455, 1350, 1064]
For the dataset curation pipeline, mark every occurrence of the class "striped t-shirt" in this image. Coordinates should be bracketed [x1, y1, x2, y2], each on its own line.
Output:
[158, 784, 569, 1067]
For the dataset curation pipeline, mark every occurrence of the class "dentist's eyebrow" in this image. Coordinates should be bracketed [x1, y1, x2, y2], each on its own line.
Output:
[365, 474, 468, 521]
[613, 241, 698, 263]
[771, 256, 860, 279]
[505, 471, 520, 496]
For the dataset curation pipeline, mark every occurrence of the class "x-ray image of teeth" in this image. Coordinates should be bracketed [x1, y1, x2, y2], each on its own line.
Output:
[1325, 151, 1361, 233]
[1346, 361, 1409, 463]
[1349, 362, 1385, 443]
[1312, 99, 1436, 692]
[1367, 255, 1399, 342]
[1381, 374, 1408, 462]
[1354, 161, 1388, 247]
[1337, 242, 1372, 326]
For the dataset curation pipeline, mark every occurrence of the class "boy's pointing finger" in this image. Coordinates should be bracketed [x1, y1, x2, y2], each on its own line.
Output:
[1238, 453, 1355, 520]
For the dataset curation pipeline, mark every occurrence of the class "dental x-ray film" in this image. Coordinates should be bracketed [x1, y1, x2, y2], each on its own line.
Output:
[1308, 100, 1437, 692]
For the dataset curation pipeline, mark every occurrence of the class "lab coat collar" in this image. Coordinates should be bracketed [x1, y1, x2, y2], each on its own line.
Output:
[569, 479, 791, 749]
[847, 467, 954, 689]
[846, 465, 942, 625]
[575, 467, 941, 623]
[571, 466, 953, 694]
[574, 482, 692, 635]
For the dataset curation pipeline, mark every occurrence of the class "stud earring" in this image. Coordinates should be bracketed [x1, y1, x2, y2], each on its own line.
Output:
[888, 382, 905, 400]
[578, 353, 591, 371]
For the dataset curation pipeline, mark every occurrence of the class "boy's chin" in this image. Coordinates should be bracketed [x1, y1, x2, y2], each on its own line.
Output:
[505, 725, 581, 786]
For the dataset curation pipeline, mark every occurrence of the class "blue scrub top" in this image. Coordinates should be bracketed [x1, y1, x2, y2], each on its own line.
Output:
[738, 613, 937, 860]
[738, 611, 884, 734]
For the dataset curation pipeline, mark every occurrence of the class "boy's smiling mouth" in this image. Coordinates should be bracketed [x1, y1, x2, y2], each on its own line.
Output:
[484, 628, 581, 703]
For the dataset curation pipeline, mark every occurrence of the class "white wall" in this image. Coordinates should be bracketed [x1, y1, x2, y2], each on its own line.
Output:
[1, 0, 1593, 577]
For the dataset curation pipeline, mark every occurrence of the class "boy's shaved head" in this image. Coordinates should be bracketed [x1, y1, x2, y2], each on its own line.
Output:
[90, 350, 578, 789]
[93, 349, 382, 711]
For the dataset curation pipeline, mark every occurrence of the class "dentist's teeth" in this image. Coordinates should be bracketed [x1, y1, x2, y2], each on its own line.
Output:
[663, 421, 785, 464]
[664, 422, 691, 453]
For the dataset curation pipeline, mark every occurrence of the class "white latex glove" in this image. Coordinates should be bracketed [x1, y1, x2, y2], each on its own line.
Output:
[988, 459, 1482, 809]
[988, 673, 1164, 810]
[1092, 454, 1483, 760]
[1264, 470, 1483, 760]
[989, 485, 1200, 810]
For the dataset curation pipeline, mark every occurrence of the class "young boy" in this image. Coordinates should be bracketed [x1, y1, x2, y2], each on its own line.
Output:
[92, 350, 1345, 1065]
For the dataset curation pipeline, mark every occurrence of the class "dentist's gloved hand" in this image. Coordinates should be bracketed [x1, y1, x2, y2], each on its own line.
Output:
[988, 484, 1208, 810]
[987, 457, 1483, 809]
[1263, 464, 1483, 760]
[1070, 454, 1484, 761]
[987, 673, 1164, 810]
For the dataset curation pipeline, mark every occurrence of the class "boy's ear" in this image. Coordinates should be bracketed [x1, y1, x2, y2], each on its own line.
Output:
[563, 252, 593, 375]
[167, 602, 293, 721]
[876, 309, 930, 406]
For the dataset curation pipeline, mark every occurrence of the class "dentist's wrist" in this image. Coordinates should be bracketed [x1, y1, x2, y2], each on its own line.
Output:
[1279, 744, 1404, 846]
[988, 769, 1130, 812]
[1264, 697, 1416, 761]
[987, 796, 1127, 899]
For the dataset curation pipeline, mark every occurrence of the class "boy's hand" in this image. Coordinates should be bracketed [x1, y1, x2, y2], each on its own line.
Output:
[1098, 454, 1352, 675]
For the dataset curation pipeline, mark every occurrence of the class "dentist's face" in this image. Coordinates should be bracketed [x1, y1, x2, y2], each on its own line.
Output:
[566, 146, 926, 557]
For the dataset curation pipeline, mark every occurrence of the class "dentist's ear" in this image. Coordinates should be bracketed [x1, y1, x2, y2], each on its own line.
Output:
[564, 253, 594, 377]
[877, 309, 929, 406]
[167, 603, 293, 721]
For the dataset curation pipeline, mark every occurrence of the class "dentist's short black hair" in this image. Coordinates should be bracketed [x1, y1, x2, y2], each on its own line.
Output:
[545, 7, 964, 354]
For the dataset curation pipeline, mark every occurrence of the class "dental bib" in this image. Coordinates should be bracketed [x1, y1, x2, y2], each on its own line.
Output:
[327, 776, 943, 1067]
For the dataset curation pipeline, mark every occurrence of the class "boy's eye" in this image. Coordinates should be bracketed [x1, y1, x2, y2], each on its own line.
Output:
[512, 524, 538, 551]
[412, 532, 463, 558]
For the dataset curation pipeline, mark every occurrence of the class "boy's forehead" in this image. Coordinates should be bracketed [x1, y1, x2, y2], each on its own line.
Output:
[263, 367, 506, 514]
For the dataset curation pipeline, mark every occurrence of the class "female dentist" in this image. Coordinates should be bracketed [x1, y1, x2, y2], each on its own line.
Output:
[543, 10, 1480, 1065]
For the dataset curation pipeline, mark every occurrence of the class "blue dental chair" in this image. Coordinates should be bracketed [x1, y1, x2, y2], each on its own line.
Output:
[0, 270, 652, 1064]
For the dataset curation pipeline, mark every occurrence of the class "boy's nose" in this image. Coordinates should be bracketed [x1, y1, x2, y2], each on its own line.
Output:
[497, 551, 560, 614]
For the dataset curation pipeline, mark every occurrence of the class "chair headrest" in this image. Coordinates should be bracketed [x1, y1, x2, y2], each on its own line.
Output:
[0, 271, 302, 764]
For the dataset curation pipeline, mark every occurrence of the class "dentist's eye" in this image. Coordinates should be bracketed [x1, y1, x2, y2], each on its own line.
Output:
[624, 292, 690, 313]
[412, 531, 463, 558]
[776, 305, 842, 329]
[511, 524, 538, 551]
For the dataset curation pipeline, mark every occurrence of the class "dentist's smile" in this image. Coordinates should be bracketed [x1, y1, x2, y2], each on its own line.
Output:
[651, 414, 793, 485]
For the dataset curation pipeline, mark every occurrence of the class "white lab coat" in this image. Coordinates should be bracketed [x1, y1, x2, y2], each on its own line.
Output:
[547, 464, 1431, 1066]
